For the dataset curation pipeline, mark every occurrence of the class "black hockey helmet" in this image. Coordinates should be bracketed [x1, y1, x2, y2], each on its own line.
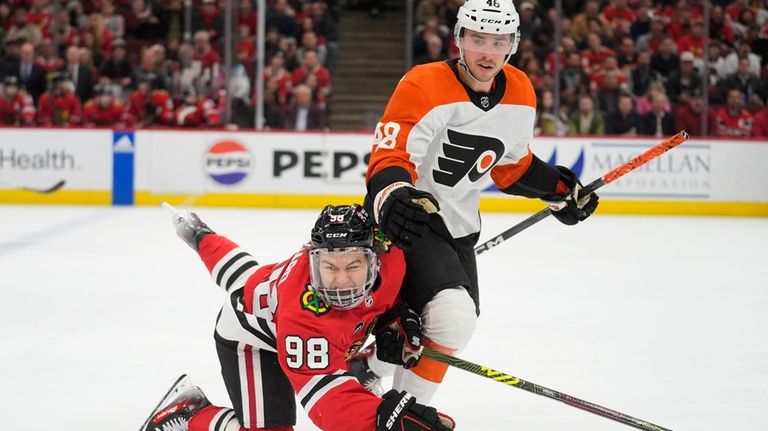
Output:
[308, 204, 379, 310]
[311, 204, 374, 250]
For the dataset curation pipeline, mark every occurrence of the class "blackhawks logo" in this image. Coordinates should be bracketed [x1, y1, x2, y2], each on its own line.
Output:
[301, 287, 329, 316]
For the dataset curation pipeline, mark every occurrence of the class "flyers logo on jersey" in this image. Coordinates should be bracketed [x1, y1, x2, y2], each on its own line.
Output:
[301, 287, 329, 316]
[433, 129, 505, 187]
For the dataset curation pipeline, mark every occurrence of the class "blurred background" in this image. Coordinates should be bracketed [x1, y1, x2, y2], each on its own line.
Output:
[0, 0, 767, 136]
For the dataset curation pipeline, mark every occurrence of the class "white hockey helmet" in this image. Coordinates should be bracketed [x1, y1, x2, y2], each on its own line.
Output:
[454, 0, 521, 55]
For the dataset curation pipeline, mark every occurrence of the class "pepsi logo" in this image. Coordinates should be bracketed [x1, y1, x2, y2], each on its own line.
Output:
[204, 140, 253, 186]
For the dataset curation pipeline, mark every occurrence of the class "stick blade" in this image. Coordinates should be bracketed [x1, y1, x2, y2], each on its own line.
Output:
[23, 180, 66, 194]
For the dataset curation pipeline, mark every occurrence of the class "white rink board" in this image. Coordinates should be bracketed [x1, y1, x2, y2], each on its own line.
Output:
[0, 128, 112, 191]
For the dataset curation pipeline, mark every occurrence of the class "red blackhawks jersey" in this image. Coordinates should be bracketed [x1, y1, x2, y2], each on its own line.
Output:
[83, 100, 132, 127]
[197, 234, 405, 431]
[367, 59, 537, 238]
[0, 93, 36, 125]
[711, 108, 754, 137]
[37, 92, 82, 127]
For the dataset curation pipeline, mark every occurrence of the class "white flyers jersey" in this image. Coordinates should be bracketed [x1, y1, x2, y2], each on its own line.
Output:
[366, 59, 537, 238]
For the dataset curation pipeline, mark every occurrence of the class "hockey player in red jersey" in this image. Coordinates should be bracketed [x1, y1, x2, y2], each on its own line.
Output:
[82, 84, 132, 128]
[128, 75, 175, 127]
[175, 87, 221, 128]
[141, 204, 455, 431]
[354, 0, 599, 403]
[710, 89, 754, 137]
[0, 76, 36, 126]
[37, 71, 82, 127]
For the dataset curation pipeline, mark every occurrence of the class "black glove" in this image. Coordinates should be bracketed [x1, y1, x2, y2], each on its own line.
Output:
[544, 166, 599, 226]
[378, 186, 439, 250]
[376, 390, 454, 431]
[374, 304, 423, 369]
[170, 210, 214, 250]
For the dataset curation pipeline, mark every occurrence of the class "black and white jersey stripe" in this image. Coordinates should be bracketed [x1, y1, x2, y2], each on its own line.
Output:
[298, 370, 357, 413]
[210, 247, 259, 293]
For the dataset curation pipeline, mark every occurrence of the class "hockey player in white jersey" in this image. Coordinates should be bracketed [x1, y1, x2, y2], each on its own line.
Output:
[355, 0, 600, 403]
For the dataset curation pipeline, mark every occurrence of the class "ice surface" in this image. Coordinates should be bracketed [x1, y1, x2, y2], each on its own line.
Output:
[1, 204, 766, 430]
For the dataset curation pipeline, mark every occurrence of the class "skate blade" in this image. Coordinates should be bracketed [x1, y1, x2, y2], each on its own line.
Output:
[138, 374, 191, 431]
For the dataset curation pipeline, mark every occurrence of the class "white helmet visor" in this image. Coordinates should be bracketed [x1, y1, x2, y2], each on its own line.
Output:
[309, 247, 378, 310]
[458, 30, 515, 55]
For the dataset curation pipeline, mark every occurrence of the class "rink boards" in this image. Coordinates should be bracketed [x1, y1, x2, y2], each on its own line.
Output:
[0, 127, 766, 216]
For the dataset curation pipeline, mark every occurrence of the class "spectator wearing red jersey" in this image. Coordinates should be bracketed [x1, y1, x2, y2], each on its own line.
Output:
[284, 83, 327, 131]
[37, 71, 82, 127]
[725, 0, 750, 22]
[751, 108, 768, 137]
[27, 0, 54, 37]
[83, 84, 131, 127]
[675, 91, 706, 137]
[35, 38, 64, 75]
[709, 5, 735, 45]
[291, 49, 331, 104]
[193, 29, 221, 69]
[0, 75, 36, 126]
[676, 21, 705, 59]
[236, 0, 257, 30]
[601, 0, 635, 34]
[175, 86, 220, 128]
[711, 89, 754, 137]
[581, 32, 615, 73]
[235, 24, 255, 63]
[264, 53, 292, 111]
[128, 75, 174, 127]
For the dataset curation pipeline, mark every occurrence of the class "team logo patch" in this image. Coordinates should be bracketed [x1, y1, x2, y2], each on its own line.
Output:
[433, 129, 505, 187]
[480, 96, 490, 109]
[301, 287, 329, 316]
[204, 140, 253, 186]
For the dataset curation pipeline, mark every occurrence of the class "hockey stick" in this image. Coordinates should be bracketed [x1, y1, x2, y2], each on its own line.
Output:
[0, 178, 66, 194]
[421, 347, 672, 431]
[475, 131, 689, 255]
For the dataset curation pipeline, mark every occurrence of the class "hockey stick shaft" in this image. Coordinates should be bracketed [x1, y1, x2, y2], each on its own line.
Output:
[475, 131, 689, 255]
[421, 348, 672, 431]
[0, 178, 66, 194]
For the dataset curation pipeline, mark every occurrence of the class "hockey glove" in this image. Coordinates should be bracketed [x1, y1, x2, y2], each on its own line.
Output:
[170, 210, 214, 251]
[374, 304, 423, 369]
[543, 166, 599, 226]
[376, 390, 455, 431]
[378, 186, 439, 250]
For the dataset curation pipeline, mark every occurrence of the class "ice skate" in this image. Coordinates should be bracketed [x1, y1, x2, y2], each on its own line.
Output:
[139, 374, 210, 431]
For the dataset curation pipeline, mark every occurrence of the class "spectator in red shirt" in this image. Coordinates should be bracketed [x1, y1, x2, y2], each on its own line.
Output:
[83, 84, 131, 127]
[193, 30, 221, 69]
[725, 0, 749, 22]
[128, 75, 175, 127]
[752, 108, 768, 138]
[601, 0, 635, 34]
[711, 88, 754, 137]
[709, 5, 735, 45]
[291, 49, 331, 104]
[27, 0, 53, 37]
[175, 86, 220, 128]
[37, 71, 82, 127]
[0, 75, 36, 126]
[676, 20, 705, 59]
[581, 31, 615, 73]
[35, 37, 65, 75]
[237, 0, 258, 30]
[264, 53, 293, 111]
[675, 91, 706, 137]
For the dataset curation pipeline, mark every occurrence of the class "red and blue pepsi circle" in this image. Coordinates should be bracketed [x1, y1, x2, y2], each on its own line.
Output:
[204, 140, 253, 186]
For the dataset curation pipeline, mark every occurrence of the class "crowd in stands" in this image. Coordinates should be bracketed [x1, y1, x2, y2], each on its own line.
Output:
[412, 0, 768, 137]
[0, 0, 338, 130]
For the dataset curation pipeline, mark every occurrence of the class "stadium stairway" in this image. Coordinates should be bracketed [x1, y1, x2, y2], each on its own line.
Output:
[330, 1, 407, 131]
